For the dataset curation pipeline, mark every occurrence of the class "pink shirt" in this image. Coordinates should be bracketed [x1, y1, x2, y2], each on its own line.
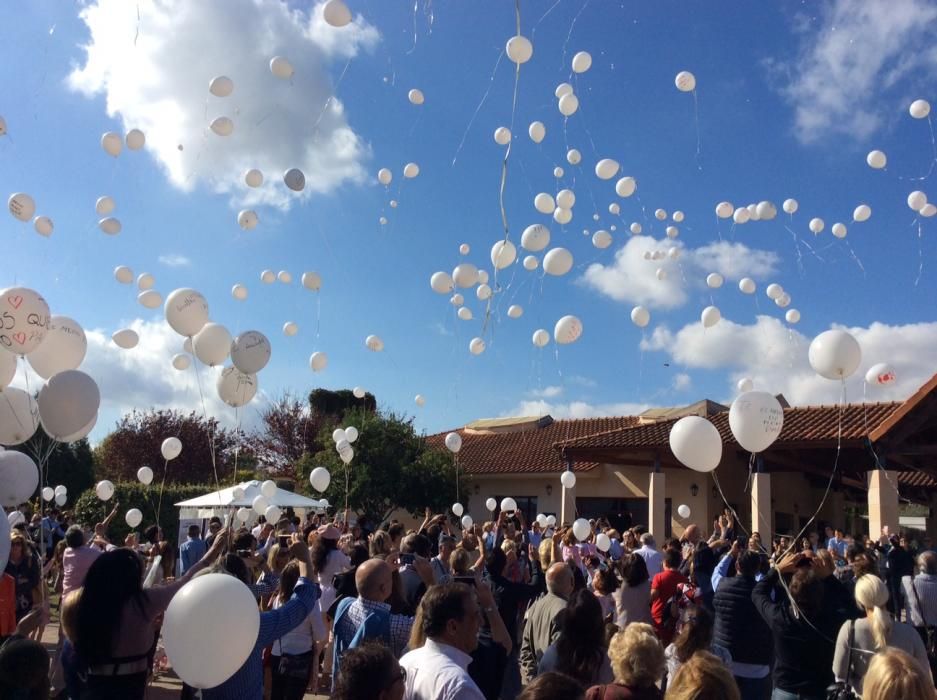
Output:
[62, 545, 102, 598]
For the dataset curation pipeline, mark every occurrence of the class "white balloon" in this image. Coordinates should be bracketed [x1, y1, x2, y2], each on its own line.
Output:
[114, 266, 133, 284]
[269, 56, 294, 79]
[566, 48, 591, 72]
[261, 270, 276, 284]
[592, 230, 612, 249]
[701, 306, 721, 328]
[98, 217, 122, 235]
[655, 268, 667, 281]
[558, 93, 579, 116]
[505, 35, 533, 64]
[675, 71, 696, 92]
[595, 533, 611, 552]
[756, 201, 777, 220]
[457, 307, 473, 321]
[101, 131, 122, 157]
[138, 290, 163, 309]
[54, 485, 67, 496]
[785, 309, 801, 324]
[553, 207, 572, 225]
[706, 273, 724, 289]
[469, 337, 486, 355]
[209, 75, 234, 98]
[481, 498, 496, 512]
[323, 0, 353, 27]
[782, 198, 799, 214]
[235, 507, 250, 523]
[408, 88, 425, 105]
[865, 362, 896, 386]
[0, 287, 49, 356]
[41, 486, 54, 502]
[126, 128, 146, 150]
[251, 495, 269, 516]
[33, 215, 53, 237]
[0, 350, 14, 390]
[452, 263, 479, 288]
[491, 240, 517, 269]
[910, 99, 931, 119]
[630, 222, 642, 234]
[737, 378, 754, 393]
[125, 508, 143, 528]
[631, 306, 650, 328]
[808, 329, 862, 380]
[309, 351, 328, 372]
[282, 322, 298, 337]
[259, 480, 277, 500]
[477, 270, 489, 285]
[560, 470, 577, 489]
[165, 289, 209, 337]
[283, 168, 305, 192]
[572, 518, 592, 542]
[494, 127, 511, 145]
[353, 387, 366, 399]
[729, 391, 784, 453]
[715, 202, 734, 219]
[459, 515, 472, 529]
[451, 502, 464, 518]
[609, 203, 621, 215]
[528, 121, 545, 143]
[37, 370, 100, 441]
[532, 329, 550, 347]
[476, 285, 492, 301]
[231, 284, 248, 301]
[556, 189, 575, 209]
[339, 445, 354, 464]
[543, 248, 573, 276]
[162, 436, 182, 461]
[365, 334, 384, 352]
[96, 196, 116, 215]
[765, 283, 783, 300]
[96, 480, 115, 501]
[566, 149, 582, 166]
[403, 163, 420, 178]
[908, 191, 927, 212]
[237, 210, 258, 230]
[831, 222, 847, 239]
[739, 278, 756, 294]
[554, 167, 565, 178]
[172, 354, 191, 371]
[377, 168, 392, 186]
[595, 159, 619, 180]
[853, 204, 871, 222]
[209, 117, 234, 136]
[138, 273, 155, 290]
[534, 193, 556, 215]
[344, 426, 359, 444]
[732, 207, 750, 224]
[866, 150, 887, 169]
[217, 366, 257, 407]
[231, 331, 272, 374]
[507, 305, 523, 319]
[137, 466, 154, 485]
[459, 244, 470, 255]
[193, 323, 231, 367]
[26, 315, 86, 379]
[554, 315, 583, 345]
[523, 255, 539, 270]
[500, 497, 517, 514]
[275, 271, 292, 285]
[0, 116, 6, 136]
[301, 271, 322, 291]
[7, 193, 35, 222]
[163, 573, 260, 689]
[747, 204, 760, 221]
[677, 504, 691, 519]
[669, 415, 723, 472]
[333, 428, 347, 444]
[809, 217, 825, 234]
[0, 451, 38, 506]
[112, 329, 139, 349]
[922, 203, 937, 217]
[310, 467, 331, 492]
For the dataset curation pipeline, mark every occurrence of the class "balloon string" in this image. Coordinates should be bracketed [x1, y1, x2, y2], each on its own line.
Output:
[189, 349, 223, 502]
[483, 0, 522, 337]
[914, 219, 925, 287]
[156, 458, 169, 537]
[692, 89, 703, 171]
[450, 50, 504, 167]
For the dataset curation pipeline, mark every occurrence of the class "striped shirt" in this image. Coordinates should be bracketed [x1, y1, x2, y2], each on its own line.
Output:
[201, 577, 319, 700]
[334, 597, 413, 658]
[903, 573, 937, 627]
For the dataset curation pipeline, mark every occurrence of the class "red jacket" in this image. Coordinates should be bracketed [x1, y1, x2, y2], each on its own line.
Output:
[0, 573, 17, 636]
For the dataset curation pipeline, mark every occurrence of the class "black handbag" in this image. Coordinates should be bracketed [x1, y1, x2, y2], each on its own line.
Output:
[910, 579, 937, 656]
[826, 619, 858, 700]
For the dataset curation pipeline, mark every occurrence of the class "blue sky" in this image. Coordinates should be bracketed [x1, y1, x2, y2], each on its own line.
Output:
[2, 0, 936, 442]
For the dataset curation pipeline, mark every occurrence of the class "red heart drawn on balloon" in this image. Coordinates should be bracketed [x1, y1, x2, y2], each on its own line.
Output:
[8, 296, 23, 310]
[12, 332, 26, 345]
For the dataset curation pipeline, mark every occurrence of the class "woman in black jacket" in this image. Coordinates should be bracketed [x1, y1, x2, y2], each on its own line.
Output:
[752, 552, 848, 700]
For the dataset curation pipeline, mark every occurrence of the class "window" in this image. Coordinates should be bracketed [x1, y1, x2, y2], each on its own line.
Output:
[577, 497, 672, 538]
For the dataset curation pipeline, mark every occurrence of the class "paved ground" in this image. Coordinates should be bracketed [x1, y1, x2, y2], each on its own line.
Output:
[38, 620, 329, 699]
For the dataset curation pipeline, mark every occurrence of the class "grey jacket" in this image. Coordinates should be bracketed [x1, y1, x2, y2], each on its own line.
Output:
[519, 592, 567, 682]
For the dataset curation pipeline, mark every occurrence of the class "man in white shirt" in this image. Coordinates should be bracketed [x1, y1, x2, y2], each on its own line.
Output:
[636, 533, 663, 575]
[400, 583, 486, 700]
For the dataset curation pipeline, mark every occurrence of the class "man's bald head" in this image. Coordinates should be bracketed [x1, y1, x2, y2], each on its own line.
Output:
[546, 562, 573, 598]
[356, 558, 392, 601]
[684, 524, 700, 544]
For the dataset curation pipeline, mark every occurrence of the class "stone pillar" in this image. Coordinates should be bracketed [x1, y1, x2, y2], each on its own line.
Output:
[752, 473, 772, 539]
[560, 482, 577, 526]
[649, 472, 666, 541]
[868, 470, 900, 540]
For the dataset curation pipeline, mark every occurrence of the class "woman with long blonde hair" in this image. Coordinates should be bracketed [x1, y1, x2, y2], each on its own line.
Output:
[864, 647, 937, 700]
[832, 574, 932, 695]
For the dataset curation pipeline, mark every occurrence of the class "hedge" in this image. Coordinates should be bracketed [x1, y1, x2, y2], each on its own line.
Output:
[73, 482, 211, 545]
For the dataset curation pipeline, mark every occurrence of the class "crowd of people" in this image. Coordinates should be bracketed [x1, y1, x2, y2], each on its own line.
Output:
[2, 501, 937, 700]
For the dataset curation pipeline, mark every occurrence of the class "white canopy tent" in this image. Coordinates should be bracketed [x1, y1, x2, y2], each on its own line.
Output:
[175, 480, 327, 521]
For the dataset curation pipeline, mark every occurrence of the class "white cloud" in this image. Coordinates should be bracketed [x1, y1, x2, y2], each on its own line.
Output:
[643, 315, 937, 406]
[776, 0, 937, 143]
[529, 385, 563, 399]
[504, 399, 650, 420]
[580, 236, 780, 309]
[68, 0, 379, 208]
[158, 254, 192, 268]
[672, 373, 692, 391]
[11, 319, 265, 438]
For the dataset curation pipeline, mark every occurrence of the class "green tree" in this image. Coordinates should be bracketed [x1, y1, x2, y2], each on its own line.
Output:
[309, 407, 465, 523]
[14, 427, 96, 499]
